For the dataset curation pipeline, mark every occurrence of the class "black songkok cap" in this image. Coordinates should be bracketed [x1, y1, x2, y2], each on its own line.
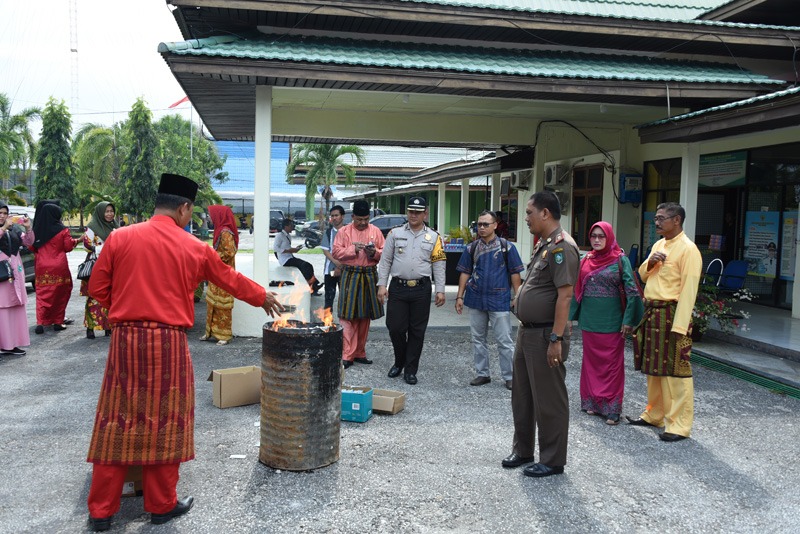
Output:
[158, 173, 199, 202]
[352, 200, 371, 217]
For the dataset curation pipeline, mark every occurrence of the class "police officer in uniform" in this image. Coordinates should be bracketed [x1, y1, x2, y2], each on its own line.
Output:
[377, 197, 446, 385]
[502, 191, 579, 478]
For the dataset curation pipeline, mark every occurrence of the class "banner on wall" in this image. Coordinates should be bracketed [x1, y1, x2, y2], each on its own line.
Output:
[699, 151, 747, 188]
[744, 211, 780, 278]
[780, 212, 797, 281]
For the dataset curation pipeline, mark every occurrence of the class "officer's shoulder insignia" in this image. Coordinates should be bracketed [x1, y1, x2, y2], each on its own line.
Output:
[554, 252, 564, 264]
[552, 247, 564, 254]
[554, 233, 564, 244]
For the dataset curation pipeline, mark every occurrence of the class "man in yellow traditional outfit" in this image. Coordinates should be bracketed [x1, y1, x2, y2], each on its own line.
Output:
[628, 202, 702, 442]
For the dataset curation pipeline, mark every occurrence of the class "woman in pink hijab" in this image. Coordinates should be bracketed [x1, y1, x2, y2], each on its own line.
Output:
[569, 221, 643, 425]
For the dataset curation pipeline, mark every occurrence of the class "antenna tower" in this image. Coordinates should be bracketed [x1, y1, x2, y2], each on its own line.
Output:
[69, 0, 79, 113]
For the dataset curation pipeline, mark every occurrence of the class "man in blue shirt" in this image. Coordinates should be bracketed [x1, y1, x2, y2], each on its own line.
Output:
[455, 210, 524, 390]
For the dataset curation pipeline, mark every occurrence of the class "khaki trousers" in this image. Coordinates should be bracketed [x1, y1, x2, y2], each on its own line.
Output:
[511, 327, 569, 466]
[640, 375, 694, 437]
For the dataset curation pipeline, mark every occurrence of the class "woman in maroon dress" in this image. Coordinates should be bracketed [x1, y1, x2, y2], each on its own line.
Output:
[31, 203, 78, 334]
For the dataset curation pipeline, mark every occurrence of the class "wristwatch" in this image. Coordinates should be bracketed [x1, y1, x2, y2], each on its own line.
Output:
[549, 332, 564, 343]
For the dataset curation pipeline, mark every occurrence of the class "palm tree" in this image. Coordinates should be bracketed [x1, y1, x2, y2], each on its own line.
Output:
[73, 122, 126, 227]
[285, 144, 365, 220]
[0, 93, 39, 201]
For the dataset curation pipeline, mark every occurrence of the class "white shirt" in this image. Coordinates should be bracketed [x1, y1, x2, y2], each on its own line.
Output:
[273, 230, 294, 266]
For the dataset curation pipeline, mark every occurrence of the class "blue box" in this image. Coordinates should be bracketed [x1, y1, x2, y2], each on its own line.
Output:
[341, 386, 373, 423]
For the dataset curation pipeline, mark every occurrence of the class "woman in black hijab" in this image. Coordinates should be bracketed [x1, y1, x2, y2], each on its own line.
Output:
[0, 203, 34, 355]
[30, 203, 78, 334]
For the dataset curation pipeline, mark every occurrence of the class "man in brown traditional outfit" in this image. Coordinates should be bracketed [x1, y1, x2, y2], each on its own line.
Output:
[627, 202, 702, 441]
[85, 174, 282, 531]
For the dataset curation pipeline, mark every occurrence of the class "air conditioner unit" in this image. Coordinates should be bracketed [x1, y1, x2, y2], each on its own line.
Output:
[510, 170, 531, 190]
[544, 164, 566, 186]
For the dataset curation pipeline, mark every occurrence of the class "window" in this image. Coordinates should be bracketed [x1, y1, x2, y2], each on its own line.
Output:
[571, 165, 604, 248]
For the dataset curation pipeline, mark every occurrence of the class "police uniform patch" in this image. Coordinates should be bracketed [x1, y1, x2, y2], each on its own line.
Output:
[554, 252, 563, 264]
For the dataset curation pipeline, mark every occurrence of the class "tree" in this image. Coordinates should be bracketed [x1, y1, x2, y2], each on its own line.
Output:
[35, 97, 77, 210]
[154, 114, 228, 185]
[120, 98, 159, 221]
[0, 93, 39, 203]
[285, 143, 365, 219]
[73, 122, 126, 226]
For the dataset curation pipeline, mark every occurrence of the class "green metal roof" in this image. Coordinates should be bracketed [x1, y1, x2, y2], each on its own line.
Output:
[637, 85, 800, 128]
[159, 35, 785, 86]
[400, 0, 727, 20]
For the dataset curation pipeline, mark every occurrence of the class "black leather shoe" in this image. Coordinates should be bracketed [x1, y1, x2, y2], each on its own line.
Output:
[659, 432, 688, 442]
[387, 366, 402, 378]
[404, 373, 417, 385]
[88, 515, 111, 532]
[470, 376, 491, 386]
[505, 380, 513, 391]
[63, 318, 75, 325]
[151, 496, 194, 525]
[502, 453, 535, 468]
[87, 329, 95, 339]
[53, 324, 67, 331]
[35, 325, 44, 335]
[523, 463, 564, 478]
[342, 360, 353, 369]
[105, 330, 112, 337]
[353, 357, 373, 365]
[625, 416, 656, 427]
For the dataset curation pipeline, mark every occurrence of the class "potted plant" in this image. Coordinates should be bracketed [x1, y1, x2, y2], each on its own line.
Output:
[691, 283, 754, 341]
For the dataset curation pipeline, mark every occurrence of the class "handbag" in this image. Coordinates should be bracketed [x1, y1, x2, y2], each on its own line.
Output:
[77, 251, 97, 281]
[0, 232, 14, 282]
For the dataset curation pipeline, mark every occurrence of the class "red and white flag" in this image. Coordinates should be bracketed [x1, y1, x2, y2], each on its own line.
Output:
[169, 96, 190, 108]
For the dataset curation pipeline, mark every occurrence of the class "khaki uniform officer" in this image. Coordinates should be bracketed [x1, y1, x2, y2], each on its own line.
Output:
[502, 191, 579, 478]
[377, 196, 446, 385]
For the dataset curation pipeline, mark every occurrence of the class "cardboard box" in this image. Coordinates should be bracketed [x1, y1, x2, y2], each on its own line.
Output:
[207, 366, 261, 408]
[372, 389, 406, 415]
[341, 386, 372, 423]
[121, 466, 143, 498]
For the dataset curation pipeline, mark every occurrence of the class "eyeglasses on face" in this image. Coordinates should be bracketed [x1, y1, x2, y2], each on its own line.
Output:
[654, 215, 676, 223]
[476, 222, 494, 228]
[589, 234, 606, 240]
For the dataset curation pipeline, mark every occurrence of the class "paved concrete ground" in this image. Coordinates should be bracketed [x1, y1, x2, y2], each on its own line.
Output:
[1, 241, 798, 533]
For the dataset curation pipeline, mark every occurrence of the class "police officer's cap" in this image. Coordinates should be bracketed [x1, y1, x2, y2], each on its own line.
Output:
[407, 197, 427, 211]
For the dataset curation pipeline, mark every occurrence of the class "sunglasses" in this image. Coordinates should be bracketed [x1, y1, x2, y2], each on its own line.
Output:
[476, 222, 494, 228]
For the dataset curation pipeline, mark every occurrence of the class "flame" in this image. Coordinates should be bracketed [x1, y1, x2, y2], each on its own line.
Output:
[313, 307, 334, 327]
[270, 282, 309, 331]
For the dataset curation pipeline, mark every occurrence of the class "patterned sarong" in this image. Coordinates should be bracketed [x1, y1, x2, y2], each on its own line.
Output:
[338, 265, 384, 321]
[87, 321, 195, 465]
[632, 300, 693, 378]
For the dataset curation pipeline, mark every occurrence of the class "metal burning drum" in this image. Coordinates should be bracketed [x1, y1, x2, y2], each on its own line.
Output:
[260, 320, 342, 471]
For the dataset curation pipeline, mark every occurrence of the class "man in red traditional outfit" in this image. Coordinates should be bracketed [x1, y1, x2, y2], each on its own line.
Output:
[85, 174, 282, 531]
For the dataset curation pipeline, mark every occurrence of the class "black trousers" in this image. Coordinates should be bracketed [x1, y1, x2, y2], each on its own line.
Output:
[385, 278, 432, 374]
[324, 273, 340, 311]
[284, 257, 316, 286]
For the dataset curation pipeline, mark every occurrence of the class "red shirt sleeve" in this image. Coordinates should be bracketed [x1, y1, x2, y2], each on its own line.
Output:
[202, 245, 267, 307]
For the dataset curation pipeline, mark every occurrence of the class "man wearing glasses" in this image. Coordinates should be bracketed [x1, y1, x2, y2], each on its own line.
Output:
[455, 210, 524, 390]
[377, 196, 446, 385]
[627, 202, 702, 442]
[332, 200, 385, 369]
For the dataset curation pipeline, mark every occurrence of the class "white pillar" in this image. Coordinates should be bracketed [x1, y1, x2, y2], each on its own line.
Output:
[679, 143, 700, 240]
[491, 173, 502, 211]
[437, 182, 447, 233]
[460, 178, 470, 228]
[233, 86, 273, 337]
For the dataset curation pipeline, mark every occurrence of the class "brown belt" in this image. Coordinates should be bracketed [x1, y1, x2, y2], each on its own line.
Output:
[520, 321, 554, 329]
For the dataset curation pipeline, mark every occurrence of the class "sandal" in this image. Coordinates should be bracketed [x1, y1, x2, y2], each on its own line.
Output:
[606, 414, 620, 425]
[216, 340, 229, 346]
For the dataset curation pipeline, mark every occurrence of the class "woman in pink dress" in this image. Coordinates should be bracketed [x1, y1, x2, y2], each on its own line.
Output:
[31, 203, 78, 334]
[0, 204, 34, 355]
